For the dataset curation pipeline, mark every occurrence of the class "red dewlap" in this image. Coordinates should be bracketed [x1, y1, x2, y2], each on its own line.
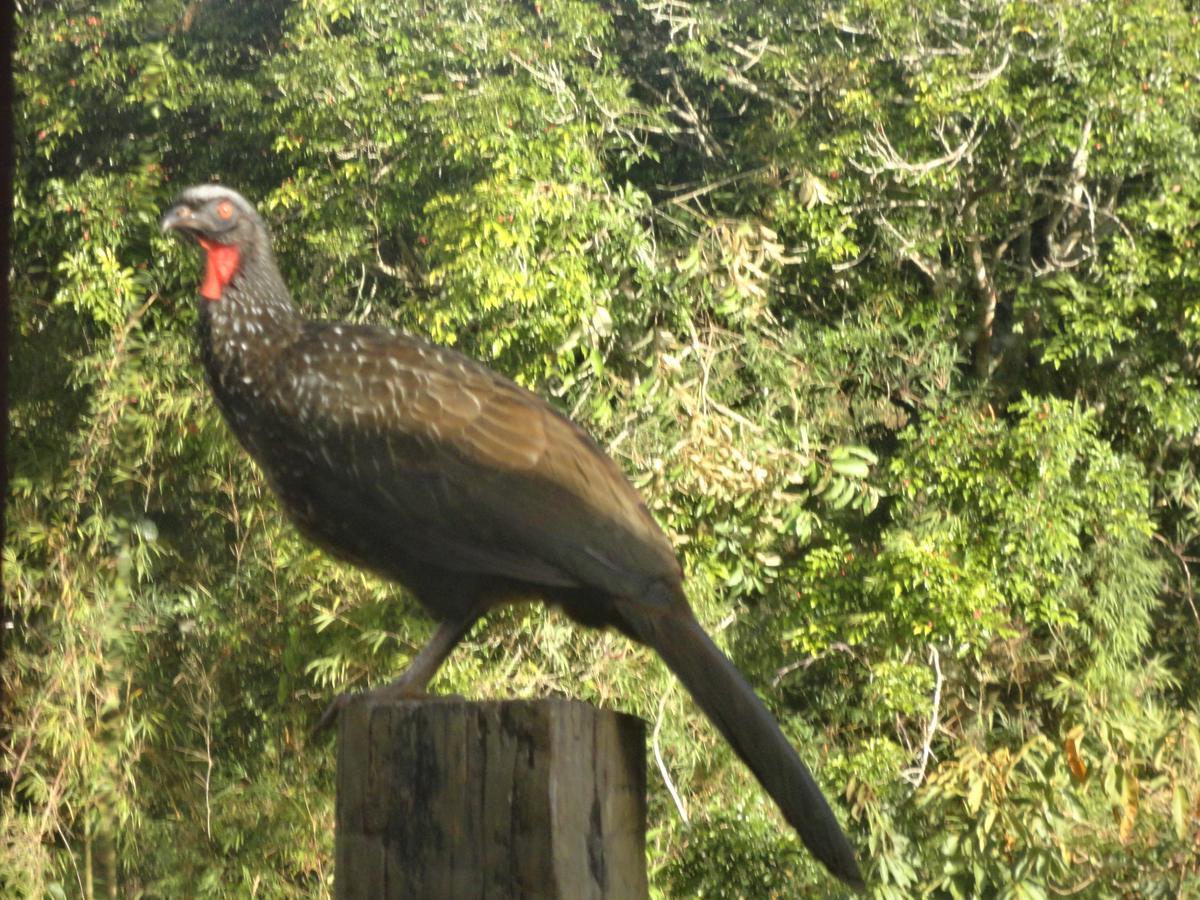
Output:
[198, 239, 241, 301]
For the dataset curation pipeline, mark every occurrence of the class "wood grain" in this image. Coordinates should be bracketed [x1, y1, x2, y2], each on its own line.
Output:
[336, 698, 647, 900]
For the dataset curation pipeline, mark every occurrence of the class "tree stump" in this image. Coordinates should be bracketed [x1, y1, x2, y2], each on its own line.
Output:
[335, 697, 648, 899]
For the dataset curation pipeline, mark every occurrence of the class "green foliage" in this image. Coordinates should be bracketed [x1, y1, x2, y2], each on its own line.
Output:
[6, 0, 1200, 897]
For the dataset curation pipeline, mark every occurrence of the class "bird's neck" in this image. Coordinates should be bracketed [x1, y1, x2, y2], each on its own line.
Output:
[202, 248, 299, 335]
[198, 250, 302, 402]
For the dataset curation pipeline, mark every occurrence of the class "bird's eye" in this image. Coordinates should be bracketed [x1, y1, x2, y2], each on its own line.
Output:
[216, 199, 235, 220]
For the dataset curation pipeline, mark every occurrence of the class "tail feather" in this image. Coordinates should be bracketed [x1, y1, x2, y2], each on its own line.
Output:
[617, 596, 864, 891]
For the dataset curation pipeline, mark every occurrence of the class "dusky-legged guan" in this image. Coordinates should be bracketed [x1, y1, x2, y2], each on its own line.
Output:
[161, 185, 864, 890]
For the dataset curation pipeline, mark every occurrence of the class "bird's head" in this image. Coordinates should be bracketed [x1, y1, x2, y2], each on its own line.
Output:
[160, 185, 268, 301]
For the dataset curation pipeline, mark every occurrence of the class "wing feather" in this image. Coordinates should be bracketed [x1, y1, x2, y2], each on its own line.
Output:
[268, 323, 680, 597]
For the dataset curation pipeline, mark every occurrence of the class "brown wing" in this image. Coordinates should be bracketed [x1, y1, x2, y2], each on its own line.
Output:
[267, 322, 681, 600]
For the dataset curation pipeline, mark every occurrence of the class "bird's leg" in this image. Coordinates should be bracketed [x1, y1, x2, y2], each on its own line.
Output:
[373, 614, 479, 700]
[314, 612, 481, 732]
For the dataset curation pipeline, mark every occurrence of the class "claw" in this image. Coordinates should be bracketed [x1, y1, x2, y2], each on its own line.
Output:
[313, 679, 446, 737]
[313, 693, 352, 735]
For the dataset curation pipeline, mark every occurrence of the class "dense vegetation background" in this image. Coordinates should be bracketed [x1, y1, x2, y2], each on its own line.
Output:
[6, 0, 1200, 896]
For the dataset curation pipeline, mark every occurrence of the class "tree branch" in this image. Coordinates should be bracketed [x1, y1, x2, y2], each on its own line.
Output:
[901, 645, 944, 787]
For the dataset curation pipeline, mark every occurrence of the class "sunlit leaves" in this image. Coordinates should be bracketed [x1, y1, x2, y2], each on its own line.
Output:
[7, 0, 1200, 896]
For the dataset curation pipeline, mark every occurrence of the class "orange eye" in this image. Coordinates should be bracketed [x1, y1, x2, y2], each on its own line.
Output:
[216, 199, 234, 220]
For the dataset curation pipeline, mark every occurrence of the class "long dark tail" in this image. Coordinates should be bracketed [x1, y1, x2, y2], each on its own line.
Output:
[616, 594, 865, 891]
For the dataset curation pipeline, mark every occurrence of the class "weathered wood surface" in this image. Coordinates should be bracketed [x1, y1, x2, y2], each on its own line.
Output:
[336, 698, 648, 900]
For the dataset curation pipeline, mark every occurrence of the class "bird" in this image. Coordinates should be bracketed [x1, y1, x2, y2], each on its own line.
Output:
[160, 184, 864, 890]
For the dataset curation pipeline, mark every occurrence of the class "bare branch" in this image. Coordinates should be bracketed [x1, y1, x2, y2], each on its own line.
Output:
[965, 198, 1000, 378]
[851, 122, 981, 178]
[718, 66, 805, 118]
[1044, 118, 1093, 263]
[669, 69, 725, 159]
[661, 165, 771, 209]
[900, 645, 944, 788]
[967, 48, 1011, 91]
[772, 642, 859, 687]
[873, 212, 945, 287]
[643, 0, 700, 41]
[1153, 532, 1200, 647]
[653, 691, 690, 824]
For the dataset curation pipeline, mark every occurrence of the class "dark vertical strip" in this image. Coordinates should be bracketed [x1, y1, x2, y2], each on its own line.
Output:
[0, 0, 16, 666]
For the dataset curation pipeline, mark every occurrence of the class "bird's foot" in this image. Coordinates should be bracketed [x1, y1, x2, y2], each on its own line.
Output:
[312, 679, 465, 735]
[312, 693, 354, 735]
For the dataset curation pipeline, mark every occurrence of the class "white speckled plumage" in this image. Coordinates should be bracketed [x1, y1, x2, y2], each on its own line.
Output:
[161, 185, 865, 889]
[169, 186, 679, 611]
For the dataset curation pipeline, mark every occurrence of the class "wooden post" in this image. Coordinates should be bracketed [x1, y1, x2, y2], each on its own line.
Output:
[336, 698, 648, 900]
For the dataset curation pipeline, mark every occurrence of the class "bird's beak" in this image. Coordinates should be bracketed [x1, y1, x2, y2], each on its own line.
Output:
[160, 203, 206, 236]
